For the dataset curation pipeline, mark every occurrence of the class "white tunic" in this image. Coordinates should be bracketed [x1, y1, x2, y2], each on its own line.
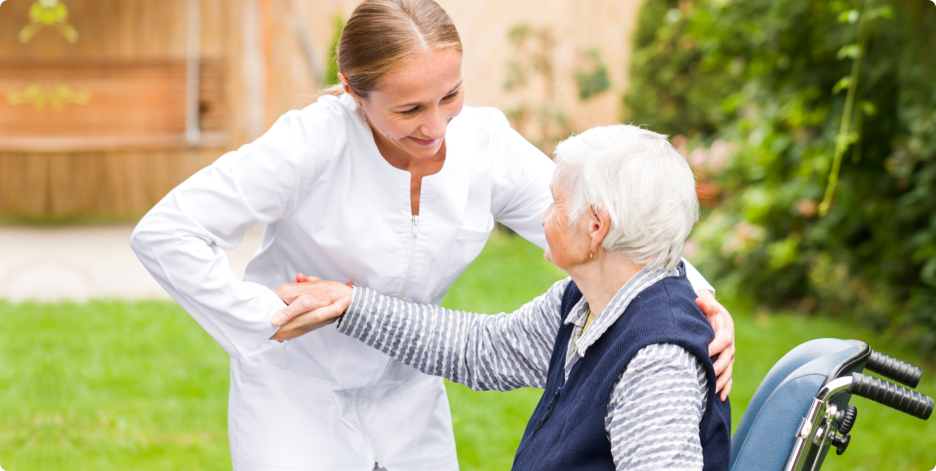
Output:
[130, 93, 712, 470]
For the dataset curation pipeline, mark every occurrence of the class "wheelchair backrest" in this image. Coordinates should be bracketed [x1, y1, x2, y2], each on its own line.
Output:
[729, 338, 867, 470]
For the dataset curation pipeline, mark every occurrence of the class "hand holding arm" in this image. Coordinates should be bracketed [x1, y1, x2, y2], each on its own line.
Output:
[696, 290, 735, 401]
[684, 260, 735, 401]
[268, 276, 353, 341]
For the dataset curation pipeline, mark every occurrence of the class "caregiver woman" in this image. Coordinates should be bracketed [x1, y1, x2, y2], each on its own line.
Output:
[131, 0, 734, 469]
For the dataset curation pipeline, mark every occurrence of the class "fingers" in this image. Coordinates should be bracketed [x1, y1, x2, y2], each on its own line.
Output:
[294, 273, 323, 283]
[271, 293, 327, 326]
[294, 273, 320, 283]
[712, 341, 735, 375]
[695, 296, 718, 319]
[271, 305, 295, 327]
[701, 297, 735, 357]
[272, 291, 353, 327]
[713, 342, 735, 401]
[715, 360, 733, 396]
[272, 294, 313, 326]
[720, 378, 732, 402]
[306, 296, 351, 324]
[708, 321, 733, 357]
[696, 292, 735, 402]
[270, 296, 352, 341]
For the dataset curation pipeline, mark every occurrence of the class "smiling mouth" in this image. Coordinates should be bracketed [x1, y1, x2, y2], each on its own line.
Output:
[408, 136, 439, 146]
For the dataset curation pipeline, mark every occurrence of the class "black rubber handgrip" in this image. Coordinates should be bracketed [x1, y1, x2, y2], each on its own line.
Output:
[848, 373, 933, 420]
[866, 350, 923, 388]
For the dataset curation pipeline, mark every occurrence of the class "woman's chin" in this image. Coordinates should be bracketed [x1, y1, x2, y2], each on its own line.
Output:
[403, 139, 444, 159]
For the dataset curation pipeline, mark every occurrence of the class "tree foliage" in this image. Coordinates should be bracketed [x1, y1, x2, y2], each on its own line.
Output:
[625, 0, 936, 350]
[322, 15, 344, 87]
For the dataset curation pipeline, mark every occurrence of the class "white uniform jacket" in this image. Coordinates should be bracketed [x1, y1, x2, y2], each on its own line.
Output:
[130, 93, 713, 470]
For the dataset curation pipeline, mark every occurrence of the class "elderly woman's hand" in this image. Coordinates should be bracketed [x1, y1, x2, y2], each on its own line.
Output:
[269, 274, 354, 341]
[696, 290, 735, 402]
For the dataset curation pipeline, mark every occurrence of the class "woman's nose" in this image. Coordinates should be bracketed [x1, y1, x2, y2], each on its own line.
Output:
[421, 107, 448, 139]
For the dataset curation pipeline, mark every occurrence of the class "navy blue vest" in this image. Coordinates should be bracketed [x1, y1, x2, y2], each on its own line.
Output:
[512, 265, 731, 470]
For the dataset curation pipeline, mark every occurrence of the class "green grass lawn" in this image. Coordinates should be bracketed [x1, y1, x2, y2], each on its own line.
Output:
[1, 231, 935, 470]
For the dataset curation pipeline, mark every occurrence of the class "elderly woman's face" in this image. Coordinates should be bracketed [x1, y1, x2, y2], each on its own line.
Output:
[361, 47, 464, 162]
[541, 181, 592, 271]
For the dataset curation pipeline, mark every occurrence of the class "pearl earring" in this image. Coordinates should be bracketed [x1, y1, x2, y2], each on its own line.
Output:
[356, 102, 366, 121]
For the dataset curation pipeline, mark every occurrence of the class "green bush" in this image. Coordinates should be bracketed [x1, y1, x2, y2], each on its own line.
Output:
[624, 0, 936, 352]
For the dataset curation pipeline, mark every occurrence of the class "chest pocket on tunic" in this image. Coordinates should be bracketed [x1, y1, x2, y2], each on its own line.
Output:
[433, 212, 495, 302]
[456, 212, 495, 242]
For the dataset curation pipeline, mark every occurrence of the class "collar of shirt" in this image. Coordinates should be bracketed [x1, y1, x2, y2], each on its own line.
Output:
[563, 266, 679, 359]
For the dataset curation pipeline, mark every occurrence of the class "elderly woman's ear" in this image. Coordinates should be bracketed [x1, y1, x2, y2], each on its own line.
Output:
[587, 204, 612, 258]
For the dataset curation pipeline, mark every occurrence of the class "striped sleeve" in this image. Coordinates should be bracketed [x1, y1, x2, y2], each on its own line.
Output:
[606, 344, 709, 471]
[337, 278, 570, 391]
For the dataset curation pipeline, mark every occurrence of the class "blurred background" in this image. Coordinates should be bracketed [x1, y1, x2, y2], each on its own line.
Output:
[1, 0, 935, 469]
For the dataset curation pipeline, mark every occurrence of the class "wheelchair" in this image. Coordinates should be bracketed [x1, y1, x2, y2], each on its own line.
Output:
[730, 339, 934, 471]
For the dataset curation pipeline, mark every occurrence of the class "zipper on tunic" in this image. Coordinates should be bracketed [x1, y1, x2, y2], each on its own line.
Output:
[357, 357, 394, 471]
[357, 214, 420, 470]
[396, 215, 419, 299]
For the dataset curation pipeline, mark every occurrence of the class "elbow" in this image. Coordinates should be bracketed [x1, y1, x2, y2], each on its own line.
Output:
[129, 225, 146, 257]
[129, 211, 160, 259]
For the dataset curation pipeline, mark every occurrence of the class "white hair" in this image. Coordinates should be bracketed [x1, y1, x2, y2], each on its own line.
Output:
[552, 124, 699, 271]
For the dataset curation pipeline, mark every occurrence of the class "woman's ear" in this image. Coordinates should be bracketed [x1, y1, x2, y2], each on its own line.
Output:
[589, 204, 611, 253]
[338, 73, 357, 101]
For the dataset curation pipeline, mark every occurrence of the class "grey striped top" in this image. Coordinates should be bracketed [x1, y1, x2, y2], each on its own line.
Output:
[338, 268, 709, 470]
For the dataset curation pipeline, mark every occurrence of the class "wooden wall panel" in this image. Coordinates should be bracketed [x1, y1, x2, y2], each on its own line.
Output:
[0, 151, 220, 217]
[0, 62, 229, 151]
[0, 63, 188, 138]
[0, 0, 189, 61]
[0, 0, 239, 218]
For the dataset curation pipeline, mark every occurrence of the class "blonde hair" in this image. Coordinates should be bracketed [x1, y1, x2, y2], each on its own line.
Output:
[320, 0, 462, 99]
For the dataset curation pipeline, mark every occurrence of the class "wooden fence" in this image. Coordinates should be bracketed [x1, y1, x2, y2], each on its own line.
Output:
[0, 0, 643, 218]
[0, 0, 248, 217]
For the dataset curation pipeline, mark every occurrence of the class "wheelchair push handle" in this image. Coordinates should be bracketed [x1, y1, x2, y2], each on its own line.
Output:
[847, 372, 934, 420]
[865, 350, 923, 388]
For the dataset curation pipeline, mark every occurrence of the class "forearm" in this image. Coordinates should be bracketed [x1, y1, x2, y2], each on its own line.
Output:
[131, 111, 316, 358]
[338, 281, 567, 391]
[131, 213, 284, 359]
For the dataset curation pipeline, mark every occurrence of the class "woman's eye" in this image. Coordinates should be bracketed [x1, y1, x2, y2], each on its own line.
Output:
[442, 92, 459, 101]
[400, 107, 420, 115]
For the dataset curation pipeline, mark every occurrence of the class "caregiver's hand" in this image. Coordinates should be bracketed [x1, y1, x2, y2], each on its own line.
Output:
[696, 290, 735, 402]
[269, 275, 353, 341]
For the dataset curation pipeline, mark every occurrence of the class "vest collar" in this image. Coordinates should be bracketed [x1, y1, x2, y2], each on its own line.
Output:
[562, 266, 679, 358]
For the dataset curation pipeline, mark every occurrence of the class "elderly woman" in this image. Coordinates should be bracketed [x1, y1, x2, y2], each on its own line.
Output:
[277, 125, 731, 470]
[132, 0, 734, 468]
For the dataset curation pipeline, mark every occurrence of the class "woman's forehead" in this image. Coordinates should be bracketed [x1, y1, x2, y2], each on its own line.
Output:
[374, 48, 463, 106]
